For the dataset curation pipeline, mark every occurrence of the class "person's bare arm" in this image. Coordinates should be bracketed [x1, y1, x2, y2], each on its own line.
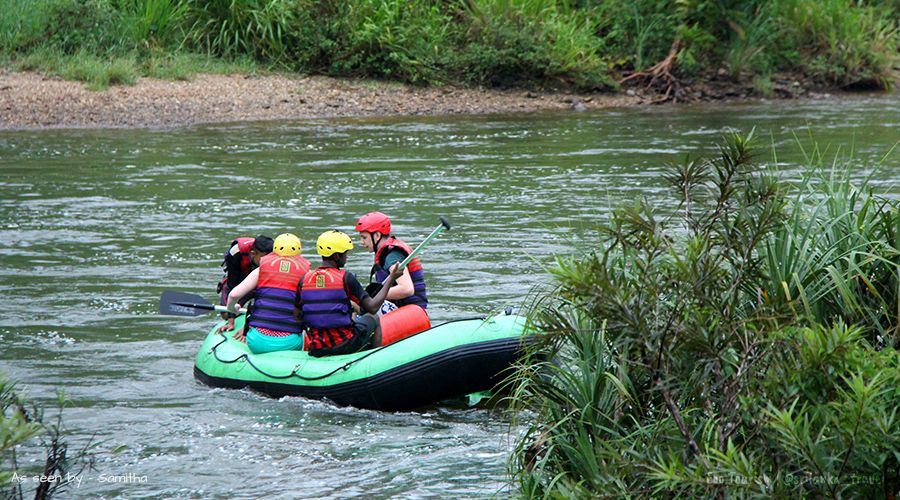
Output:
[361, 264, 404, 314]
[386, 267, 414, 300]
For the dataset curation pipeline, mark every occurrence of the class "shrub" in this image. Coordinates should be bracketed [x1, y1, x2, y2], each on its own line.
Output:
[450, 0, 613, 89]
[1, 375, 95, 500]
[326, 0, 453, 85]
[510, 133, 900, 496]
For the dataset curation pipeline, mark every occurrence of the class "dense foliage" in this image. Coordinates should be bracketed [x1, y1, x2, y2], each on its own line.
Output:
[509, 134, 900, 496]
[0, 0, 896, 90]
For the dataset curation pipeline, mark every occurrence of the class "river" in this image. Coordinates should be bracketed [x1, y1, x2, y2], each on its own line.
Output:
[1, 94, 898, 498]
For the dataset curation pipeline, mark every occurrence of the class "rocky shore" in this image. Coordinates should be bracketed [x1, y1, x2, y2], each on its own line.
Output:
[0, 71, 645, 129]
[0, 70, 851, 130]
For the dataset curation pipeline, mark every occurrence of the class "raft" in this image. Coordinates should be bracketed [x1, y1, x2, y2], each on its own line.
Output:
[193, 312, 534, 411]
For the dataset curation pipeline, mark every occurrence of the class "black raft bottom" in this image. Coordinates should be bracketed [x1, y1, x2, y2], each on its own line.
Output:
[194, 337, 529, 412]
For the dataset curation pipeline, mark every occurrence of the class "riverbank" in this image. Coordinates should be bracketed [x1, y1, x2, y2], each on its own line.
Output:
[0, 70, 853, 129]
[0, 71, 641, 129]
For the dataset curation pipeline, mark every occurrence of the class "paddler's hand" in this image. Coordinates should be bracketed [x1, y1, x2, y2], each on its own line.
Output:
[232, 327, 247, 343]
[215, 317, 236, 334]
[225, 299, 245, 315]
[387, 263, 404, 282]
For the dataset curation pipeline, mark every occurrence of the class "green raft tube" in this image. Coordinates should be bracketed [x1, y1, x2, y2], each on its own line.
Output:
[194, 312, 534, 411]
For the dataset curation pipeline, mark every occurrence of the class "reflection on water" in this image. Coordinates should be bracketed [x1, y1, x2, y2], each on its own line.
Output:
[1, 94, 898, 497]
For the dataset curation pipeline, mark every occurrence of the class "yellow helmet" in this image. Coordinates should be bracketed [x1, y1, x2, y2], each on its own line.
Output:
[317, 230, 353, 257]
[273, 233, 302, 257]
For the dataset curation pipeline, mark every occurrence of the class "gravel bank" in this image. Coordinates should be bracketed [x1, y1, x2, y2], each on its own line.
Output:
[0, 71, 646, 129]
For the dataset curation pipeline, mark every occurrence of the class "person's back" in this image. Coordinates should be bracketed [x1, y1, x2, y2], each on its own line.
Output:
[216, 235, 273, 334]
[249, 251, 310, 333]
[298, 230, 403, 357]
[226, 233, 309, 354]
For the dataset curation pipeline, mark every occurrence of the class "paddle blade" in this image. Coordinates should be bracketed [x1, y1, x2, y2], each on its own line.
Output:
[159, 290, 217, 316]
[439, 216, 451, 231]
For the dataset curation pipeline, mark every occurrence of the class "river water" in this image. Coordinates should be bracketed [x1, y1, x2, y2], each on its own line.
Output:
[1, 95, 898, 498]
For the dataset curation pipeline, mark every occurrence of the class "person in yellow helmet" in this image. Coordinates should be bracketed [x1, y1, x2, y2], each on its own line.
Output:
[224, 233, 311, 354]
[295, 230, 403, 357]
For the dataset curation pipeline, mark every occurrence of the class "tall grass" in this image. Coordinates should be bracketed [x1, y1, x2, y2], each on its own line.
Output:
[116, 0, 189, 49]
[776, 0, 899, 88]
[763, 140, 900, 343]
[182, 0, 295, 62]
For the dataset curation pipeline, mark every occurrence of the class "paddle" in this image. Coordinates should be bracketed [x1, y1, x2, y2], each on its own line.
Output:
[366, 216, 451, 295]
[159, 290, 246, 317]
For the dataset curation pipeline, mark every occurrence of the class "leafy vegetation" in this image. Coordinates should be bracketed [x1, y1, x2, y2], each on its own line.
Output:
[1, 374, 94, 500]
[0, 0, 896, 92]
[509, 133, 900, 496]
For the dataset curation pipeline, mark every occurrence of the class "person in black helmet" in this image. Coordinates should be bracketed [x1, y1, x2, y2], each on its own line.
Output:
[215, 234, 273, 334]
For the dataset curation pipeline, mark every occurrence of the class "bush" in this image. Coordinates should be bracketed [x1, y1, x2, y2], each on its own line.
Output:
[450, 0, 614, 89]
[510, 133, 900, 496]
[0, 0, 127, 55]
[325, 0, 453, 85]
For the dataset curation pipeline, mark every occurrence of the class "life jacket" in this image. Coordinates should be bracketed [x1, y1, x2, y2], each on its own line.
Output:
[248, 253, 310, 334]
[300, 267, 354, 333]
[371, 236, 427, 309]
[218, 237, 256, 303]
[227, 237, 256, 274]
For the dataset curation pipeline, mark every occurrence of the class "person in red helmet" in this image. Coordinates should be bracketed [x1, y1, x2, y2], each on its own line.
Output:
[355, 211, 428, 313]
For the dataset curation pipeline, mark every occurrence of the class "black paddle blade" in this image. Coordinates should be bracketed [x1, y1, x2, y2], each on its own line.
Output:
[439, 216, 451, 231]
[159, 290, 217, 316]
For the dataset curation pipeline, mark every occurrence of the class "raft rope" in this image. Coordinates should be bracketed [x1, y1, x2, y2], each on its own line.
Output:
[210, 317, 487, 382]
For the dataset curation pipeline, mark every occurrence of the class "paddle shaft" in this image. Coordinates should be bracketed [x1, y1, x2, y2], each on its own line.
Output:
[381, 216, 451, 286]
[173, 302, 238, 314]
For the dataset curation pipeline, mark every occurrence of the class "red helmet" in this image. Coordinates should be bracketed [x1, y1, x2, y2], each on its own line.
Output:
[356, 211, 391, 235]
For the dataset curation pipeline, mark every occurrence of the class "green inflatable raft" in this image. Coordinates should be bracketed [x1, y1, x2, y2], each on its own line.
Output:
[194, 313, 534, 411]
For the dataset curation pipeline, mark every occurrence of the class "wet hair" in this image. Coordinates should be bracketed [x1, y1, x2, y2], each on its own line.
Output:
[253, 235, 274, 253]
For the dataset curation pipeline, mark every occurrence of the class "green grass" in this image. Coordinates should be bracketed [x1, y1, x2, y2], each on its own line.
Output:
[140, 52, 260, 80]
[54, 51, 138, 90]
[9, 45, 263, 89]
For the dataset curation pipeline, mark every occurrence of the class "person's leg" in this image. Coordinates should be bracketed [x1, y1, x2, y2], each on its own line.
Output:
[359, 313, 381, 348]
[246, 328, 303, 354]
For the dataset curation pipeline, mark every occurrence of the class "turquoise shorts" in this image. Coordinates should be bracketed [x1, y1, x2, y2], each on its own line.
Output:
[246, 328, 304, 354]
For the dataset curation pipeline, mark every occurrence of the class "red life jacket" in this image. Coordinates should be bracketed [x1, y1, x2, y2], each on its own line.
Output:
[218, 237, 256, 304]
[372, 236, 428, 309]
[248, 254, 311, 334]
[257, 254, 310, 290]
[231, 237, 256, 274]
